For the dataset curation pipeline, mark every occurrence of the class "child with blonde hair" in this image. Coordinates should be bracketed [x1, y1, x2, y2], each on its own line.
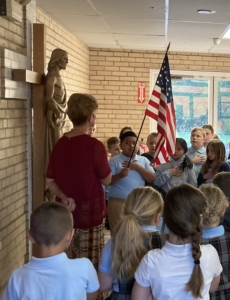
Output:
[141, 132, 157, 166]
[198, 139, 230, 186]
[88, 124, 96, 137]
[187, 127, 206, 175]
[107, 137, 121, 158]
[133, 184, 222, 300]
[213, 172, 230, 232]
[199, 183, 230, 299]
[98, 186, 165, 300]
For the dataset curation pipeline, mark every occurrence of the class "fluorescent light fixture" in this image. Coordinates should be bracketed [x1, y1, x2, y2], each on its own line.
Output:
[197, 10, 216, 14]
[222, 25, 230, 39]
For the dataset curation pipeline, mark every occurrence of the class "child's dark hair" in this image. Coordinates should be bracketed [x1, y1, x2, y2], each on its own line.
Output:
[30, 202, 73, 246]
[119, 126, 133, 139]
[107, 137, 120, 148]
[200, 139, 226, 176]
[213, 172, 230, 199]
[163, 184, 206, 298]
[120, 131, 137, 143]
[176, 138, 193, 171]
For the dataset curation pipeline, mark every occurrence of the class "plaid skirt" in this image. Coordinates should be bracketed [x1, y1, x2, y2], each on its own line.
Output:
[66, 222, 104, 270]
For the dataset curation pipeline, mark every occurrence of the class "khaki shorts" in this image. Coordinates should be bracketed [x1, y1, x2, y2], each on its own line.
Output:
[107, 197, 125, 237]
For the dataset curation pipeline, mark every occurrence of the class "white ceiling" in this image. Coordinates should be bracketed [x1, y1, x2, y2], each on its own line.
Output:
[36, 0, 230, 54]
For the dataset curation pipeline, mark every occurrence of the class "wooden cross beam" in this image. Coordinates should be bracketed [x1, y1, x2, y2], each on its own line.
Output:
[13, 69, 44, 84]
[13, 23, 46, 211]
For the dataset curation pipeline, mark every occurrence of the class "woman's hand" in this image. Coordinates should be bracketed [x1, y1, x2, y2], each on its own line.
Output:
[46, 178, 76, 211]
[61, 195, 76, 211]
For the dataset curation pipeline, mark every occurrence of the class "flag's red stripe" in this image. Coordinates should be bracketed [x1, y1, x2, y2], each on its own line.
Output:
[145, 55, 176, 164]
[152, 89, 160, 99]
[145, 110, 158, 120]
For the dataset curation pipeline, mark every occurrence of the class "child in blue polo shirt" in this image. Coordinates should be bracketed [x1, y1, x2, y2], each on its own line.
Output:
[108, 131, 156, 236]
[2, 202, 99, 300]
[187, 127, 206, 176]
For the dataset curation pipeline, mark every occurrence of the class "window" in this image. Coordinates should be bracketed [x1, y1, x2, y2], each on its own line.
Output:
[149, 70, 230, 155]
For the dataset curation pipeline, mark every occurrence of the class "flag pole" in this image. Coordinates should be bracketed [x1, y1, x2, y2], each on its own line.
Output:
[166, 42, 171, 55]
[127, 114, 146, 167]
[127, 41, 171, 168]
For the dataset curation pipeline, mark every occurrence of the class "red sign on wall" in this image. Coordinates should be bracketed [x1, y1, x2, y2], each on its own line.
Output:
[138, 82, 145, 103]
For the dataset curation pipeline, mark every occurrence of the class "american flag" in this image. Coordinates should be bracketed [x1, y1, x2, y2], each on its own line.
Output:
[145, 54, 176, 164]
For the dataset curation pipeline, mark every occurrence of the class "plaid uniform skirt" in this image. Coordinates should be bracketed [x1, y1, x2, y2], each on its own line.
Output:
[66, 222, 105, 270]
[66, 223, 106, 300]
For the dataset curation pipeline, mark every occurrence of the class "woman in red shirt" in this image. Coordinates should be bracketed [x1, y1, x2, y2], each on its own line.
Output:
[46, 93, 111, 269]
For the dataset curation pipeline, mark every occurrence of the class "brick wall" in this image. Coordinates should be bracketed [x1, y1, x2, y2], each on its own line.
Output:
[0, 8, 26, 55]
[0, 97, 28, 293]
[0, 2, 35, 295]
[0, 4, 90, 296]
[89, 49, 230, 143]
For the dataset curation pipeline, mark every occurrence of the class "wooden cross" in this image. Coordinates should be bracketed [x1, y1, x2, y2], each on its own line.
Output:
[13, 24, 46, 211]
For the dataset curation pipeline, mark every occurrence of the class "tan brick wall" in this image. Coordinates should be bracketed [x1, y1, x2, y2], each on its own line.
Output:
[0, 98, 28, 293]
[89, 49, 230, 144]
[0, 2, 35, 295]
[0, 10, 26, 55]
[0, 5, 90, 296]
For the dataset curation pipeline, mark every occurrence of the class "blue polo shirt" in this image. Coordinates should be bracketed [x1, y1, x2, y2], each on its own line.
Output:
[202, 225, 225, 239]
[108, 153, 154, 200]
[187, 145, 206, 175]
[2, 253, 99, 300]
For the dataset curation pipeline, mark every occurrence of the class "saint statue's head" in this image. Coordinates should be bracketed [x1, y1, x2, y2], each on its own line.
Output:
[48, 48, 68, 71]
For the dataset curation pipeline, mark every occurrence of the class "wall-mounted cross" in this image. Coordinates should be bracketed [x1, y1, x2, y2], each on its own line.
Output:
[13, 23, 46, 211]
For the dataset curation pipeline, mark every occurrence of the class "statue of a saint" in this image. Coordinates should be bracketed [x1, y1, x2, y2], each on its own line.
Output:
[44, 48, 68, 171]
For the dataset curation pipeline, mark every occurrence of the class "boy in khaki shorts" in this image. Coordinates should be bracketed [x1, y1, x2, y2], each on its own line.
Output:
[108, 131, 155, 236]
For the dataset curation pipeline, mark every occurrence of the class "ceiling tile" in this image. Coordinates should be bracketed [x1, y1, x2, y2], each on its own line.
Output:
[72, 32, 117, 45]
[168, 21, 228, 39]
[49, 14, 108, 32]
[104, 18, 164, 35]
[36, 0, 230, 54]
[92, 0, 165, 19]
[37, 0, 96, 15]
